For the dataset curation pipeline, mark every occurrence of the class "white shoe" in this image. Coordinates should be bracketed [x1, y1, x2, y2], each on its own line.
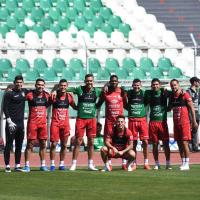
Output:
[154, 165, 161, 170]
[101, 165, 111, 172]
[69, 164, 76, 171]
[88, 164, 98, 171]
[180, 165, 190, 171]
[166, 165, 172, 170]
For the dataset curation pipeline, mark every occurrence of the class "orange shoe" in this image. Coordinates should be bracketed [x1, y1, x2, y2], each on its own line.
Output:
[144, 164, 151, 170]
[109, 164, 113, 171]
[122, 163, 127, 170]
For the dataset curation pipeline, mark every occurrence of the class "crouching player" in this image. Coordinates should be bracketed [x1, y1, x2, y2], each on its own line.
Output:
[100, 115, 135, 171]
[50, 79, 77, 171]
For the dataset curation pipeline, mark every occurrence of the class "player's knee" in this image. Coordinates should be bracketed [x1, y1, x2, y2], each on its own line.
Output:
[100, 146, 108, 154]
[128, 150, 135, 158]
[76, 138, 83, 146]
[51, 142, 57, 149]
[87, 137, 94, 146]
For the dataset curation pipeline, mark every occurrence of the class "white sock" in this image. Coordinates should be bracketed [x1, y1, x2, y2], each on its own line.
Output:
[108, 160, 112, 165]
[185, 158, 189, 166]
[122, 159, 127, 164]
[25, 161, 29, 167]
[15, 164, 20, 168]
[88, 160, 93, 165]
[144, 159, 149, 165]
[72, 160, 77, 165]
[59, 160, 64, 166]
[41, 160, 46, 167]
[6, 165, 10, 168]
[51, 160, 55, 166]
[182, 158, 185, 166]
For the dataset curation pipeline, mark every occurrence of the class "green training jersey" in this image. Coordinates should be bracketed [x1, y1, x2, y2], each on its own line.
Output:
[145, 89, 168, 121]
[68, 86, 102, 118]
[127, 89, 146, 118]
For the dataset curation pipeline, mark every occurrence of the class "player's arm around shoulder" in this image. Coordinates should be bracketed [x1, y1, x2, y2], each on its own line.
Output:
[68, 92, 78, 110]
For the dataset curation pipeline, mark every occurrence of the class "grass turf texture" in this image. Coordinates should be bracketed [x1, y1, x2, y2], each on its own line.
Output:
[0, 165, 200, 200]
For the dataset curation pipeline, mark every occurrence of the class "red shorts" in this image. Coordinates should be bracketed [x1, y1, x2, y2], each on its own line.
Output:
[128, 117, 149, 141]
[174, 123, 191, 141]
[104, 119, 115, 139]
[149, 121, 169, 143]
[75, 118, 96, 138]
[27, 123, 48, 140]
[50, 123, 70, 142]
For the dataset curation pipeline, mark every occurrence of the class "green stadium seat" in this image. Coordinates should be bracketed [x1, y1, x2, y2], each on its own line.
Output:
[58, 16, 70, 29]
[122, 57, 137, 75]
[84, 22, 96, 37]
[108, 15, 122, 29]
[62, 67, 75, 81]
[74, 0, 86, 12]
[6, 0, 18, 12]
[6, 68, 21, 81]
[32, 23, 45, 38]
[49, 7, 61, 21]
[0, 23, 10, 38]
[90, 0, 103, 12]
[132, 67, 146, 79]
[92, 15, 104, 29]
[0, 59, 12, 74]
[14, 7, 27, 22]
[24, 68, 40, 81]
[118, 23, 131, 38]
[83, 6, 95, 21]
[50, 23, 62, 36]
[115, 67, 128, 79]
[88, 57, 101, 74]
[41, 16, 53, 29]
[140, 57, 154, 73]
[74, 15, 87, 30]
[52, 58, 66, 74]
[105, 58, 119, 74]
[22, 0, 35, 13]
[100, 23, 113, 37]
[96, 68, 110, 80]
[43, 68, 58, 81]
[150, 67, 163, 79]
[15, 22, 29, 38]
[56, 0, 69, 12]
[0, 7, 10, 21]
[99, 7, 113, 21]
[40, 0, 53, 12]
[66, 7, 78, 21]
[69, 58, 84, 73]
[33, 58, 48, 76]
[31, 7, 45, 22]
[157, 57, 172, 72]
[168, 66, 183, 79]
[6, 16, 19, 29]
[16, 58, 30, 73]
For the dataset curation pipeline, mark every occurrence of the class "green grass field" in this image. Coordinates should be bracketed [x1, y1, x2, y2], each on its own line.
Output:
[0, 165, 200, 200]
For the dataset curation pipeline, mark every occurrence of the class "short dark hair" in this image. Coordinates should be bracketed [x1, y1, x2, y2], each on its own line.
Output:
[133, 79, 141, 83]
[190, 77, 200, 84]
[110, 75, 118, 81]
[151, 78, 160, 84]
[36, 78, 45, 84]
[116, 115, 125, 120]
[170, 79, 179, 85]
[14, 75, 23, 83]
[59, 79, 67, 84]
[85, 74, 94, 80]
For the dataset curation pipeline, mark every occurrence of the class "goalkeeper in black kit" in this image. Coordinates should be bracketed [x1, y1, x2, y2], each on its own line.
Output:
[3, 75, 28, 172]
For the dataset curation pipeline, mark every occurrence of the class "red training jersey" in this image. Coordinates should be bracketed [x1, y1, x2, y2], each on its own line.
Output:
[26, 90, 50, 124]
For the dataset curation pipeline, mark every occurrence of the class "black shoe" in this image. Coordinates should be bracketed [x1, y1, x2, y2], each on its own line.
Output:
[14, 167, 23, 172]
[5, 167, 11, 173]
